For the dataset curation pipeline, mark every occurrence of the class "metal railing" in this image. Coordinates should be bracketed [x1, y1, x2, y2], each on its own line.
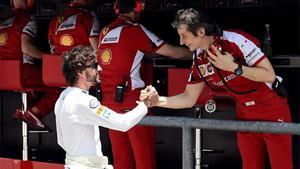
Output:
[139, 116, 300, 169]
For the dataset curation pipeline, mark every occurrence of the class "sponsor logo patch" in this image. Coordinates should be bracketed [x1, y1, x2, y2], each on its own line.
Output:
[101, 48, 112, 65]
[102, 26, 109, 36]
[199, 66, 206, 76]
[0, 32, 8, 46]
[58, 16, 64, 25]
[60, 34, 74, 46]
[96, 105, 106, 115]
[89, 99, 99, 109]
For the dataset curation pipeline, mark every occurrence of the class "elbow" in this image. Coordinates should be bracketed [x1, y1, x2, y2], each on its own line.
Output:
[21, 45, 30, 56]
[266, 71, 276, 83]
[187, 99, 197, 108]
[116, 122, 132, 132]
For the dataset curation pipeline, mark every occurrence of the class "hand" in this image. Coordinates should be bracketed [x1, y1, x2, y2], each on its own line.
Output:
[136, 100, 152, 108]
[139, 85, 159, 107]
[206, 45, 237, 72]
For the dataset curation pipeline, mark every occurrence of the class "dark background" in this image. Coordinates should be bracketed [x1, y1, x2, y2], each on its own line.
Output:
[0, 0, 299, 169]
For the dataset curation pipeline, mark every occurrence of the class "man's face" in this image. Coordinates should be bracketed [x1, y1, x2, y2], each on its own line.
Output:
[84, 63, 101, 86]
[177, 24, 203, 51]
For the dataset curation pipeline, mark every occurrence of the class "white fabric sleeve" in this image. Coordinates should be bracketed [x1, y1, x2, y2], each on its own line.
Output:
[71, 96, 148, 132]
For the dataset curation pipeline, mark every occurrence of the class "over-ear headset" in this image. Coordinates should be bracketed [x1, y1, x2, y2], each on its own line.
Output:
[114, 0, 144, 15]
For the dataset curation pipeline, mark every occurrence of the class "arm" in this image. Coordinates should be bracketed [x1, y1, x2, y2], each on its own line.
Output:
[73, 98, 150, 132]
[89, 37, 98, 50]
[155, 43, 192, 60]
[21, 34, 43, 59]
[156, 82, 205, 109]
[237, 58, 275, 83]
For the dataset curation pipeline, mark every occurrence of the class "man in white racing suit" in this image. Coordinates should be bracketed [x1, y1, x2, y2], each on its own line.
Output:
[54, 45, 153, 169]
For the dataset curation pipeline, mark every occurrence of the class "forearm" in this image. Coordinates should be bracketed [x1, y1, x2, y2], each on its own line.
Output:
[89, 37, 98, 50]
[157, 94, 195, 109]
[228, 59, 276, 83]
[21, 34, 43, 59]
[157, 43, 192, 60]
[22, 44, 43, 59]
[239, 64, 275, 83]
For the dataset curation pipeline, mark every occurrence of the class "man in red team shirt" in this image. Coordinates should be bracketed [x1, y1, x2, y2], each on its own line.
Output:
[97, 0, 191, 168]
[0, 0, 59, 131]
[48, 0, 100, 55]
[142, 8, 292, 169]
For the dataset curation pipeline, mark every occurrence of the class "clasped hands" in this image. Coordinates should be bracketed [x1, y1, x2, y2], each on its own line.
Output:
[138, 85, 159, 108]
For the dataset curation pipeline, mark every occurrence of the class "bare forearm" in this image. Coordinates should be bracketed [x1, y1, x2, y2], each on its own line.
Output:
[228, 59, 276, 83]
[21, 34, 43, 59]
[157, 94, 195, 109]
[22, 44, 43, 59]
[157, 43, 192, 60]
[239, 64, 275, 83]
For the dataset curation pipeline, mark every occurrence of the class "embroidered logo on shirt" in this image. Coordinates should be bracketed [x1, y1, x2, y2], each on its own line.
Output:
[100, 48, 112, 65]
[102, 26, 109, 36]
[0, 32, 8, 46]
[89, 99, 99, 109]
[199, 66, 206, 76]
[96, 105, 107, 115]
[96, 106, 111, 119]
[57, 16, 64, 25]
[60, 34, 74, 46]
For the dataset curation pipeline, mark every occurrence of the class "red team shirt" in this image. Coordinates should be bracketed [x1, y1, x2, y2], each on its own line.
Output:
[48, 3, 100, 55]
[98, 17, 165, 106]
[0, 9, 37, 63]
[188, 30, 283, 119]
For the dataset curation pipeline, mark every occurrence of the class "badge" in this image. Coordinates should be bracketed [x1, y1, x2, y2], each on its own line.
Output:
[0, 32, 8, 46]
[60, 34, 74, 46]
[205, 99, 216, 113]
[101, 48, 112, 65]
[89, 99, 99, 109]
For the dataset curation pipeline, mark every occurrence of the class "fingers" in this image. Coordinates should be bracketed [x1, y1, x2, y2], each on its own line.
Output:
[207, 56, 216, 66]
[210, 45, 222, 56]
[139, 85, 159, 107]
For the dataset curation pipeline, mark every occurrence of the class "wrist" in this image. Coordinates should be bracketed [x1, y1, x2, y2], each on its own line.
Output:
[231, 62, 238, 72]
[143, 100, 152, 108]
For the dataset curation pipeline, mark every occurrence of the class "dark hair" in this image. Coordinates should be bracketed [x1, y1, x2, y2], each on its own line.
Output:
[62, 45, 97, 86]
[115, 0, 135, 14]
[171, 8, 222, 36]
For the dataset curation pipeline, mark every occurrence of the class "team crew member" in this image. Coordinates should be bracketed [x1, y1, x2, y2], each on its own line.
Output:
[97, 0, 191, 168]
[55, 45, 152, 169]
[0, 0, 59, 131]
[48, 0, 100, 55]
[141, 8, 292, 169]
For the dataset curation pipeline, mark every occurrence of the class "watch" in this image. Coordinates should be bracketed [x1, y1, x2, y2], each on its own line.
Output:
[234, 63, 243, 76]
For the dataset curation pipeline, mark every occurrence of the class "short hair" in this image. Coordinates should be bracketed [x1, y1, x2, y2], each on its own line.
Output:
[115, 0, 135, 14]
[171, 8, 222, 36]
[62, 45, 97, 86]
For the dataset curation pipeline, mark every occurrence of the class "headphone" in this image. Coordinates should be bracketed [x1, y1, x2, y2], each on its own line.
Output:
[11, 0, 35, 10]
[114, 0, 144, 15]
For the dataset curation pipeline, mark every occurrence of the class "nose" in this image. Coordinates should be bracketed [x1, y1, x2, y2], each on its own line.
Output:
[180, 37, 184, 46]
[97, 65, 102, 71]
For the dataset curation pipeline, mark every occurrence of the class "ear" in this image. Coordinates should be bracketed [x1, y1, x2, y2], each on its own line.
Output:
[77, 70, 85, 78]
[196, 27, 206, 37]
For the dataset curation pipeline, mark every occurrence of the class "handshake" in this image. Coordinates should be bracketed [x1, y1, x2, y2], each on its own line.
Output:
[139, 85, 159, 108]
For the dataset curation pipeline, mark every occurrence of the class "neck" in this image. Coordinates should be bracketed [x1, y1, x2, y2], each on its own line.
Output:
[204, 35, 215, 51]
[119, 12, 134, 22]
[73, 81, 90, 91]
